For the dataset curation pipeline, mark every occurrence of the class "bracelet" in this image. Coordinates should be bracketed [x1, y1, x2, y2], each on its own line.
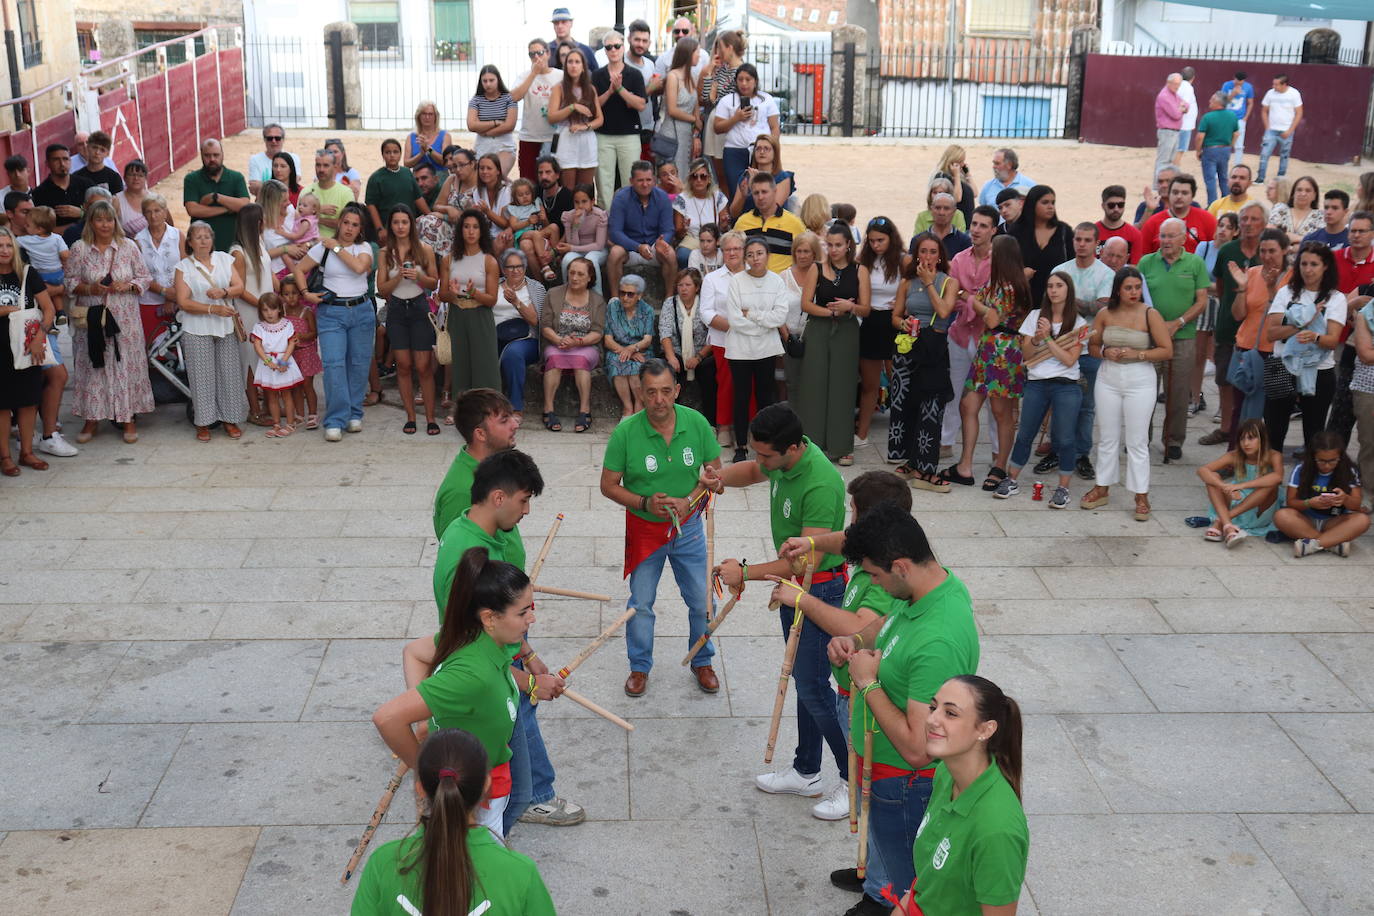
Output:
[527, 673, 539, 705]
[740, 560, 749, 582]
[853, 632, 865, 650]
[640, 494, 649, 512]
[859, 681, 882, 702]
[807, 535, 816, 557]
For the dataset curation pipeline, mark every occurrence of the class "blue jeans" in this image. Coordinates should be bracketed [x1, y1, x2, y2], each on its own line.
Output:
[499, 338, 540, 411]
[626, 512, 714, 672]
[863, 773, 934, 902]
[316, 302, 376, 431]
[722, 146, 751, 199]
[1257, 129, 1293, 182]
[1075, 355, 1100, 460]
[1010, 378, 1082, 475]
[505, 678, 556, 832]
[1200, 146, 1231, 204]
[779, 575, 849, 779]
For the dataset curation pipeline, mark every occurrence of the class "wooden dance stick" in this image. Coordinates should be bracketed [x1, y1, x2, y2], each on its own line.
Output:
[856, 727, 874, 879]
[848, 741, 859, 834]
[1022, 324, 1093, 369]
[563, 687, 635, 731]
[764, 561, 816, 764]
[341, 758, 407, 884]
[705, 498, 716, 623]
[529, 513, 564, 584]
[680, 587, 744, 666]
[768, 556, 810, 611]
[534, 583, 612, 602]
[557, 606, 637, 679]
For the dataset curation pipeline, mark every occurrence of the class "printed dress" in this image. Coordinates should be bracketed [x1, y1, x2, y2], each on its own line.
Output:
[287, 311, 321, 376]
[965, 281, 1027, 399]
[64, 238, 155, 422]
[603, 298, 657, 377]
[252, 319, 304, 391]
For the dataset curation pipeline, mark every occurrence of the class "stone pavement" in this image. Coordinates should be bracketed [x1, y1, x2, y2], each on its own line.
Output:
[1, 376, 1372, 916]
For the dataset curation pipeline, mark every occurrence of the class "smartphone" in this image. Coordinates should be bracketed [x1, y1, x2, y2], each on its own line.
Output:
[403, 261, 414, 270]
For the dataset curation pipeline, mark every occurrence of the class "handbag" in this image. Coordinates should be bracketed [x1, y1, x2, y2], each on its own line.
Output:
[1226, 311, 1266, 395]
[650, 115, 679, 161]
[1262, 353, 1295, 399]
[429, 311, 452, 366]
[306, 246, 333, 299]
[71, 247, 117, 331]
[782, 332, 805, 358]
[7, 267, 58, 369]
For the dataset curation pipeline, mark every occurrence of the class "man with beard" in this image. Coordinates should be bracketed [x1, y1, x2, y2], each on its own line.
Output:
[183, 138, 251, 251]
[976, 147, 1035, 207]
[1207, 164, 1256, 218]
[31, 145, 90, 229]
[414, 162, 442, 210]
[533, 155, 573, 256]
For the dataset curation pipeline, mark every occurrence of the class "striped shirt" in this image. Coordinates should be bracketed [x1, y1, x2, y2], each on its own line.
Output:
[469, 92, 516, 123]
[733, 206, 806, 273]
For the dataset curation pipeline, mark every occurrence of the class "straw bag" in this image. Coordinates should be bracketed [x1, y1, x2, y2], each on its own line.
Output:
[430, 309, 452, 366]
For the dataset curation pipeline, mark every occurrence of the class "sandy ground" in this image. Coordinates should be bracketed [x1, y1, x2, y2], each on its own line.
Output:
[162, 130, 1368, 236]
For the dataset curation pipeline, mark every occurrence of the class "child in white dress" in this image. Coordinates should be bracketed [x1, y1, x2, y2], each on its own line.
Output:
[251, 293, 304, 436]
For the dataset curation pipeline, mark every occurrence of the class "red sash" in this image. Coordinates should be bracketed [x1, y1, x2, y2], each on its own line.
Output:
[855, 754, 936, 783]
[622, 504, 701, 578]
[482, 761, 512, 807]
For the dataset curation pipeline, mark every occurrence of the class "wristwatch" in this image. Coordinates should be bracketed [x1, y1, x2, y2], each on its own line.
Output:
[212, 192, 220, 206]
[332, 244, 342, 254]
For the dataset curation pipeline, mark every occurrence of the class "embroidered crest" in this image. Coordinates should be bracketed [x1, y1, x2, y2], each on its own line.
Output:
[507, 697, 518, 721]
[682, 446, 696, 466]
[782, 497, 793, 518]
[646, 454, 659, 472]
[932, 837, 951, 869]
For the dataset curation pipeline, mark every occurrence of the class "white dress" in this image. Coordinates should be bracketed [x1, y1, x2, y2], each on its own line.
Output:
[251, 319, 304, 390]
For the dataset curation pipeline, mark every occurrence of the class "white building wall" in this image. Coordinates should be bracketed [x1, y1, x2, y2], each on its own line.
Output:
[1101, 1, 1366, 54]
[879, 81, 1066, 139]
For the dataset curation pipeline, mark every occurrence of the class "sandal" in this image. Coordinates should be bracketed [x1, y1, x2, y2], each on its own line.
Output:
[440, 390, 453, 409]
[543, 412, 562, 432]
[837, 454, 854, 467]
[18, 453, 47, 471]
[574, 411, 591, 433]
[0, 457, 18, 477]
[305, 414, 319, 430]
[542, 265, 559, 283]
[363, 389, 383, 407]
[1223, 524, 1247, 549]
[196, 427, 212, 443]
[223, 423, 243, 440]
[981, 467, 1007, 491]
[1081, 486, 1110, 510]
[427, 422, 441, 436]
[123, 427, 139, 444]
[1133, 497, 1152, 522]
[76, 424, 98, 444]
[894, 464, 917, 479]
[941, 464, 976, 487]
[1204, 526, 1224, 542]
[911, 472, 951, 494]
[402, 420, 417, 435]
[266, 425, 293, 439]
[249, 413, 274, 428]
[442, 414, 455, 426]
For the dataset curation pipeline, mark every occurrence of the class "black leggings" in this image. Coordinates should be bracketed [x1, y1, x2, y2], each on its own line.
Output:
[692, 353, 718, 426]
[1264, 366, 1335, 452]
[730, 357, 776, 447]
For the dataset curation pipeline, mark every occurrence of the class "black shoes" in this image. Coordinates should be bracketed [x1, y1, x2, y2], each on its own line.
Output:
[1075, 455, 1095, 480]
[733, 446, 749, 463]
[842, 896, 890, 916]
[830, 868, 864, 893]
[1033, 452, 1059, 474]
[1164, 445, 1182, 463]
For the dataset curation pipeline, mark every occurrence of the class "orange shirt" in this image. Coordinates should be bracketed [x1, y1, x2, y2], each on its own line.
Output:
[1234, 266, 1289, 353]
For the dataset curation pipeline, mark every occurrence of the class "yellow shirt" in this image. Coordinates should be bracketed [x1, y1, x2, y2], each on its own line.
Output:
[303, 180, 357, 239]
[1208, 194, 1262, 218]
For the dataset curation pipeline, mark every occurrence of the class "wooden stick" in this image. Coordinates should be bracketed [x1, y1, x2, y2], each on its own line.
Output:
[848, 740, 858, 834]
[533, 583, 612, 602]
[705, 498, 716, 624]
[529, 513, 564, 584]
[341, 758, 407, 884]
[557, 606, 636, 679]
[764, 562, 816, 764]
[563, 687, 635, 731]
[1022, 325, 1093, 369]
[681, 587, 743, 666]
[768, 557, 810, 611]
[856, 727, 874, 879]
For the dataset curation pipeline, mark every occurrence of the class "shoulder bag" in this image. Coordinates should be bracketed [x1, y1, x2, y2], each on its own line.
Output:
[7, 266, 59, 369]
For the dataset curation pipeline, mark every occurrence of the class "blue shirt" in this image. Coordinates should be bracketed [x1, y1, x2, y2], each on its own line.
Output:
[1221, 79, 1255, 118]
[609, 185, 673, 250]
[977, 172, 1036, 207]
[1304, 226, 1349, 251]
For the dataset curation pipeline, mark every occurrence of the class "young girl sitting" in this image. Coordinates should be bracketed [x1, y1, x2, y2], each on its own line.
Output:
[280, 277, 320, 429]
[1197, 417, 1283, 547]
[688, 222, 722, 275]
[1274, 430, 1370, 557]
[505, 178, 555, 283]
[251, 292, 305, 437]
[284, 192, 321, 248]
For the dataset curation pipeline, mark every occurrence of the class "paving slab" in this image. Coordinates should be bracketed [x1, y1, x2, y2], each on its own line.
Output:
[1335, 597, 1374, 629]
[0, 827, 258, 916]
[242, 536, 427, 568]
[19, 601, 223, 642]
[947, 566, 1051, 599]
[44, 463, 214, 488]
[1108, 634, 1366, 713]
[7, 510, 183, 539]
[0, 724, 186, 829]
[1035, 565, 1230, 599]
[1212, 564, 1374, 598]
[0, 641, 132, 723]
[0, 569, 150, 605]
[209, 462, 369, 487]
[137, 568, 330, 604]
[1021, 715, 1111, 815]
[1299, 633, 1374, 706]
[324, 565, 434, 602]
[717, 634, 802, 721]
[1061, 713, 1351, 813]
[935, 536, 1111, 567]
[4, 538, 77, 569]
[63, 537, 255, 570]
[212, 600, 414, 640]
[1241, 813, 1374, 916]
[85, 640, 327, 724]
[1152, 596, 1364, 633]
[0, 605, 30, 641]
[1272, 713, 1374, 813]
[975, 598, 1170, 635]
[533, 635, 731, 721]
[1025, 814, 1307, 916]
[229, 822, 411, 916]
[271, 484, 434, 511]
[521, 716, 631, 822]
[300, 639, 409, 722]
[341, 508, 433, 538]
[109, 486, 280, 512]
[981, 636, 1156, 714]
[993, 510, 1171, 538]
[170, 509, 348, 539]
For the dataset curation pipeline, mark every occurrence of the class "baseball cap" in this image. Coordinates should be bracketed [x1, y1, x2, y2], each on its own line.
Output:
[551, 7, 573, 21]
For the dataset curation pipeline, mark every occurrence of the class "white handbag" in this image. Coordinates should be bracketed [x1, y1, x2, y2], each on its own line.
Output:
[7, 267, 58, 370]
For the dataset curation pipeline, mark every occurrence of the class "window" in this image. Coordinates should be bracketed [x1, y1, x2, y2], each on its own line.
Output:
[77, 25, 98, 64]
[349, 0, 401, 53]
[827, 10, 839, 23]
[433, 0, 473, 61]
[16, 0, 41, 68]
[808, 8, 820, 22]
[966, 0, 1034, 36]
[135, 30, 206, 66]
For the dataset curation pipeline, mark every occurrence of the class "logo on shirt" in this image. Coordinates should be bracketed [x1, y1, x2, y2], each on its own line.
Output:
[507, 697, 518, 721]
[844, 581, 859, 607]
[932, 837, 951, 870]
[782, 497, 793, 518]
[916, 811, 930, 838]
[878, 617, 894, 641]
[682, 446, 696, 467]
[882, 634, 899, 659]
[645, 454, 659, 473]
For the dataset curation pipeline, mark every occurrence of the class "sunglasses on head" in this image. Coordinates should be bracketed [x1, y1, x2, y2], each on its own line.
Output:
[604, 43, 622, 50]
[868, 218, 889, 228]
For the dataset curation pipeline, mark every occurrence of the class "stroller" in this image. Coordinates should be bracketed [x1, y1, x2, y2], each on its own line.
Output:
[145, 317, 199, 423]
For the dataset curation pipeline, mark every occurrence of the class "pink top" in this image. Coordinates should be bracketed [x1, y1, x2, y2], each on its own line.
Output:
[1155, 86, 1184, 130]
[946, 246, 992, 348]
[115, 192, 148, 238]
[561, 207, 608, 253]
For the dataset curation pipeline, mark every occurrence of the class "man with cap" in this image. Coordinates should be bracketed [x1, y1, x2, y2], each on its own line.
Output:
[550, 8, 597, 75]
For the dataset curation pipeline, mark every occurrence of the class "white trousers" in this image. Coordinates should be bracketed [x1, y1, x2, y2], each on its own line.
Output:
[1094, 360, 1155, 494]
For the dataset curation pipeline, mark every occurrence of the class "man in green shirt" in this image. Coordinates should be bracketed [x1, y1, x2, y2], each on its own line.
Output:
[1138, 217, 1210, 462]
[1207, 200, 1266, 446]
[433, 388, 520, 538]
[434, 449, 541, 618]
[701, 403, 851, 814]
[304, 148, 357, 240]
[601, 359, 722, 696]
[1192, 91, 1240, 207]
[182, 138, 251, 251]
[365, 137, 429, 243]
[838, 502, 980, 916]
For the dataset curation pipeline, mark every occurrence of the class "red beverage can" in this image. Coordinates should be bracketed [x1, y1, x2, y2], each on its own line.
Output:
[1032, 482, 1044, 501]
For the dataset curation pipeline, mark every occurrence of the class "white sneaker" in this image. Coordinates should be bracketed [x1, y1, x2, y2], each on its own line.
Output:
[323, 427, 344, 442]
[346, 419, 363, 433]
[36, 431, 79, 457]
[812, 782, 849, 820]
[853, 437, 868, 447]
[755, 767, 823, 797]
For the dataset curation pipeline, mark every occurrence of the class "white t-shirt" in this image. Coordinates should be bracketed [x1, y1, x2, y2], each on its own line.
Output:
[1018, 309, 1081, 381]
[1178, 79, 1198, 131]
[699, 265, 739, 348]
[653, 47, 709, 86]
[516, 68, 563, 143]
[713, 91, 780, 150]
[1052, 258, 1116, 305]
[1267, 286, 1346, 370]
[1262, 87, 1303, 132]
[174, 251, 238, 337]
[673, 190, 728, 241]
[248, 150, 302, 186]
[307, 242, 372, 298]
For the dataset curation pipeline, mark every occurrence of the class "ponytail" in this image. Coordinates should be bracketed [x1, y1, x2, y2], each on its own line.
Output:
[434, 547, 532, 674]
[400, 729, 487, 916]
[952, 674, 1024, 801]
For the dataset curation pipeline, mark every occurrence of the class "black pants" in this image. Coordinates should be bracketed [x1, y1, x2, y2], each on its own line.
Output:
[730, 357, 776, 447]
[1264, 366, 1335, 452]
[691, 353, 718, 426]
[1328, 344, 1357, 446]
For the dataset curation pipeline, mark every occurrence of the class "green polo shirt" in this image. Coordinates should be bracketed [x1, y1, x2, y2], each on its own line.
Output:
[831, 568, 894, 694]
[433, 512, 527, 620]
[351, 825, 556, 915]
[855, 569, 978, 770]
[1212, 239, 1261, 347]
[1197, 108, 1240, 148]
[603, 404, 721, 521]
[182, 166, 249, 251]
[304, 180, 357, 239]
[415, 630, 521, 767]
[911, 759, 1030, 915]
[1137, 250, 1210, 340]
[763, 438, 846, 572]
[433, 448, 480, 538]
[365, 165, 422, 217]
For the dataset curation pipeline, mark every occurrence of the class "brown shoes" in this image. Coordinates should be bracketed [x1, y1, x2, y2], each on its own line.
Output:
[624, 671, 648, 697]
[692, 665, 720, 693]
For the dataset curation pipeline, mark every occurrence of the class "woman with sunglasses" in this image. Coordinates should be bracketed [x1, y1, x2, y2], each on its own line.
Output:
[511, 41, 563, 180]
[672, 158, 730, 268]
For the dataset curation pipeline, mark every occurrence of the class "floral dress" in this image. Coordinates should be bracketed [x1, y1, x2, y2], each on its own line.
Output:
[287, 311, 321, 377]
[965, 281, 1027, 399]
[64, 237, 155, 422]
[603, 297, 656, 377]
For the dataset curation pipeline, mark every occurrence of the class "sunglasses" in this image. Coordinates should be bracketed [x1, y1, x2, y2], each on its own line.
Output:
[604, 43, 622, 50]
[529, 50, 546, 58]
[690, 172, 709, 180]
[264, 135, 284, 142]
[673, 28, 690, 35]
[619, 289, 639, 297]
[868, 218, 889, 228]
[1104, 202, 1125, 209]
